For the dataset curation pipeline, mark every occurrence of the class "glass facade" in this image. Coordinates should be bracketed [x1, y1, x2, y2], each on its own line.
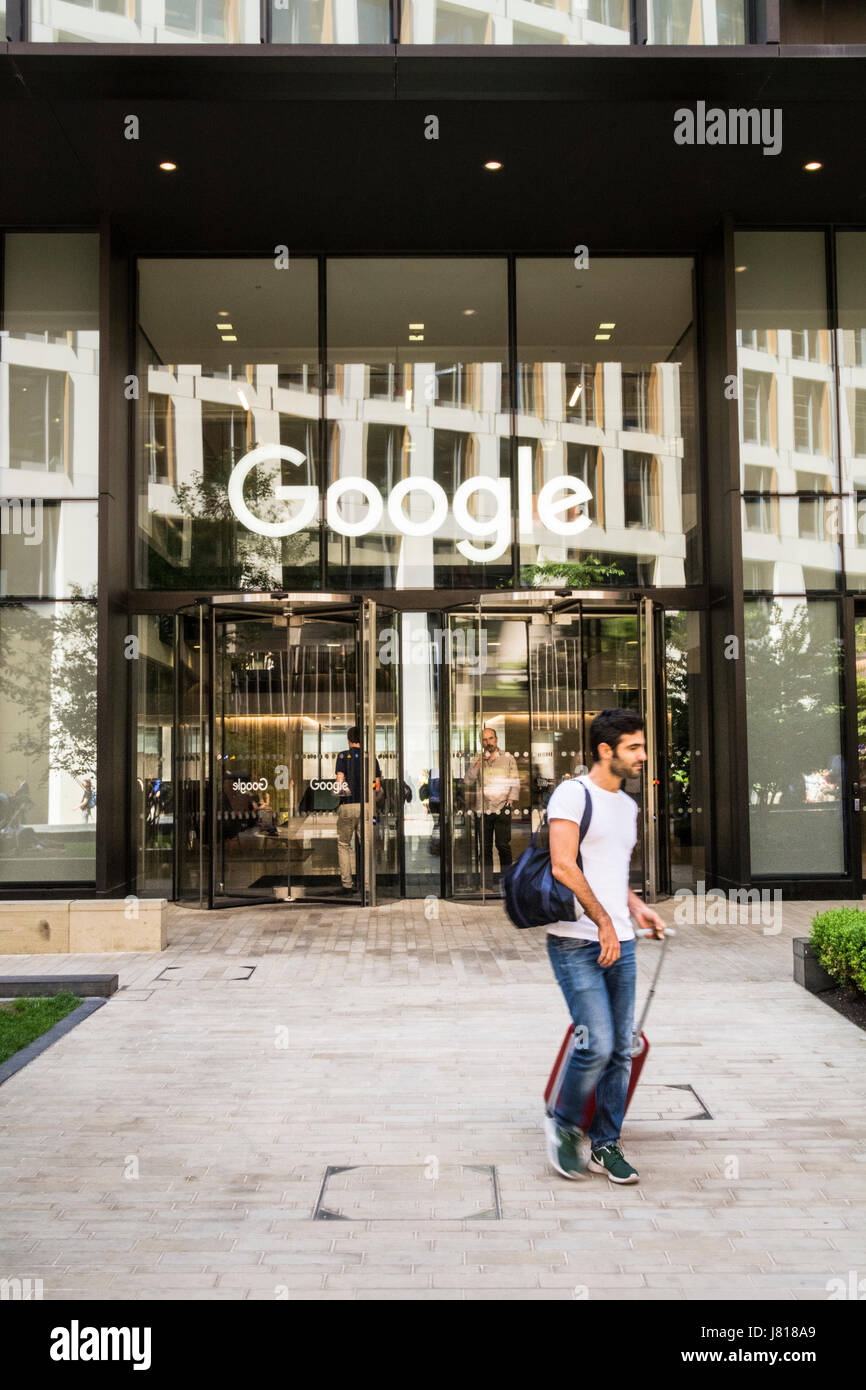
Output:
[0, 233, 99, 885]
[516, 257, 700, 588]
[23, 0, 753, 42]
[137, 255, 698, 594]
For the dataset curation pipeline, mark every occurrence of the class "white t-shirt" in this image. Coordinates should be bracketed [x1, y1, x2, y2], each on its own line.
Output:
[544, 774, 639, 942]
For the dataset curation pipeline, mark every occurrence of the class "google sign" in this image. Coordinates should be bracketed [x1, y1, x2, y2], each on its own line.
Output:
[227, 444, 591, 564]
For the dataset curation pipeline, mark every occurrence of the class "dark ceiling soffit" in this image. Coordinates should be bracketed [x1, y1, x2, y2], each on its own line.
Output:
[4, 46, 866, 103]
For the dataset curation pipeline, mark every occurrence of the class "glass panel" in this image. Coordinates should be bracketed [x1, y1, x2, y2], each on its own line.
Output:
[528, 613, 586, 830]
[133, 614, 175, 898]
[373, 607, 401, 900]
[582, 612, 643, 891]
[1, 233, 99, 502]
[516, 257, 699, 587]
[449, 616, 530, 896]
[663, 610, 706, 890]
[213, 615, 293, 903]
[735, 231, 840, 593]
[400, 0, 631, 43]
[836, 232, 866, 591]
[647, 0, 746, 43]
[400, 612, 443, 897]
[326, 258, 510, 590]
[781, 4, 866, 43]
[0, 601, 97, 884]
[0, 501, 98, 598]
[136, 258, 319, 591]
[271, 0, 391, 42]
[857, 614, 866, 879]
[175, 608, 210, 904]
[744, 597, 844, 875]
[29, 0, 260, 42]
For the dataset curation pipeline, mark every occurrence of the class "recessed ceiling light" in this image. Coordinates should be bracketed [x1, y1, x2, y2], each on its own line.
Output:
[409, 322, 424, 330]
[217, 323, 234, 331]
[803, 161, 822, 172]
[594, 333, 611, 341]
[484, 161, 502, 171]
[598, 322, 616, 330]
[221, 334, 237, 342]
[409, 333, 424, 341]
[159, 161, 177, 172]
[218, 310, 230, 316]
[463, 309, 477, 316]
[735, 265, 748, 272]
[568, 384, 583, 407]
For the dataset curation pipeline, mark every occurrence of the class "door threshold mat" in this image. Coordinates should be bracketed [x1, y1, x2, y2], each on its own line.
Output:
[0, 997, 106, 1087]
[313, 1163, 501, 1221]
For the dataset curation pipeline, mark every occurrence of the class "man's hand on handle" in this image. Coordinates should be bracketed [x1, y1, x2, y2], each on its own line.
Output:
[630, 899, 668, 940]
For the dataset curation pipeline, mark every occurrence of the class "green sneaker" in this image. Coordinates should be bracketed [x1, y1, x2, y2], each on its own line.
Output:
[587, 1142, 639, 1184]
[544, 1115, 591, 1180]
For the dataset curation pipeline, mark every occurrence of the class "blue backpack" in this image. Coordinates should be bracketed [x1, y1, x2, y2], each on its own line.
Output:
[502, 777, 593, 929]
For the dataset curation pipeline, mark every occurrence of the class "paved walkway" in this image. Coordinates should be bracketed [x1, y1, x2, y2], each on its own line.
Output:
[1, 895, 865, 1300]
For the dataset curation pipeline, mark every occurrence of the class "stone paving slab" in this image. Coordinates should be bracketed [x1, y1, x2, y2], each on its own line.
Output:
[0, 896, 864, 1300]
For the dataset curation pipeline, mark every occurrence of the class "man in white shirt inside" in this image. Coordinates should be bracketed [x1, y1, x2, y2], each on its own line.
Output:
[543, 707, 666, 1186]
[464, 726, 521, 881]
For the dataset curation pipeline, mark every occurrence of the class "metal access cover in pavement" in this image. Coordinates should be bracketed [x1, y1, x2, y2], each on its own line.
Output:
[628, 1083, 713, 1121]
[313, 1164, 501, 1221]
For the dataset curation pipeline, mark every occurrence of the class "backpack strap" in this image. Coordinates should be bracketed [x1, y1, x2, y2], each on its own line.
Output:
[576, 775, 593, 872]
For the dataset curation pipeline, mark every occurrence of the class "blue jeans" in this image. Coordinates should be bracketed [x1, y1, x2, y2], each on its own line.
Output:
[546, 934, 636, 1149]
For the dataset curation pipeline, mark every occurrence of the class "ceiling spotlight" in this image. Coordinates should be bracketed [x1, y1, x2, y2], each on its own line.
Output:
[735, 265, 748, 273]
[594, 333, 611, 341]
[598, 322, 616, 330]
[409, 322, 424, 330]
[462, 308, 477, 316]
[216, 323, 233, 331]
[159, 161, 177, 171]
[409, 333, 424, 341]
[484, 161, 502, 171]
[221, 334, 238, 342]
[803, 161, 823, 172]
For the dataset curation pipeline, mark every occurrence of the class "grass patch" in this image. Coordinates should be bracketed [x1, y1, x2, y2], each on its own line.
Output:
[0, 993, 83, 1065]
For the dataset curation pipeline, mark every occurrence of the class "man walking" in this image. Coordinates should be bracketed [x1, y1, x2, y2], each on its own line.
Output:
[334, 726, 382, 894]
[464, 726, 521, 879]
[544, 708, 666, 1185]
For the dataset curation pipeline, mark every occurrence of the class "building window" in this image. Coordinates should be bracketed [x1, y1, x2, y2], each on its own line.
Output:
[792, 379, 828, 455]
[566, 443, 599, 525]
[791, 329, 826, 362]
[742, 370, 774, 446]
[145, 394, 174, 485]
[854, 390, 866, 458]
[623, 452, 659, 530]
[648, 0, 746, 45]
[796, 471, 832, 541]
[8, 366, 69, 472]
[621, 368, 656, 433]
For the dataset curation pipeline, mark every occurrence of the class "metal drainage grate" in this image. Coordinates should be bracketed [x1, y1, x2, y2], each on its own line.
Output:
[628, 1083, 713, 1121]
[313, 1164, 501, 1221]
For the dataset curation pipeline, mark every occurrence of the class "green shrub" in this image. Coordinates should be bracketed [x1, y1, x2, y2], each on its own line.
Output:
[810, 908, 866, 994]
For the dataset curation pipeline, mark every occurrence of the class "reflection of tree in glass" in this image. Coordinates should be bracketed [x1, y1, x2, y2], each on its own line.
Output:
[664, 611, 691, 825]
[155, 451, 312, 590]
[744, 599, 842, 808]
[0, 589, 98, 790]
[521, 557, 626, 589]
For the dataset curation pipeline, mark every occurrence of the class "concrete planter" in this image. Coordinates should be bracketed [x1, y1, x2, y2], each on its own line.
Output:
[0, 900, 166, 955]
[793, 937, 836, 994]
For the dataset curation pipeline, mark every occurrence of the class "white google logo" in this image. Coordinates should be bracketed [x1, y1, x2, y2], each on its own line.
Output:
[232, 778, 268, 793]
[227, 445, 591, 563]
[310, 779, 340, 791]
